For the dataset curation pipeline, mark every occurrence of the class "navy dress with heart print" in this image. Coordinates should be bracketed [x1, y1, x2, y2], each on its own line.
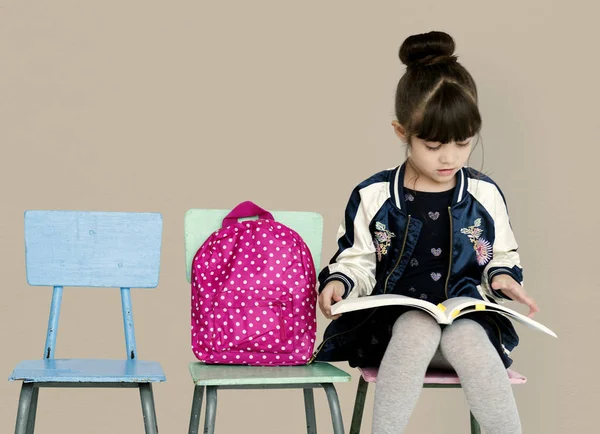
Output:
[396, 187, 455, 304]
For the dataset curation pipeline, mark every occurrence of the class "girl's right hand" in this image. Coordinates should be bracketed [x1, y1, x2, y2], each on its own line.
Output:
[318, 281, 346, 320]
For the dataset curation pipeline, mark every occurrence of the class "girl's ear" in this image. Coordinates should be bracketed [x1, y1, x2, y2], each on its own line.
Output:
[392, 120, 408, 143]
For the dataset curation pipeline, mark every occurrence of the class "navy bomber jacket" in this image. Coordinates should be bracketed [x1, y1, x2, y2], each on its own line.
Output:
[314, 163, 523, 367]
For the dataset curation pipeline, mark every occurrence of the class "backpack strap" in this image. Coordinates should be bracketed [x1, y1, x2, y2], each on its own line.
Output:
[222, 201, 274, 227]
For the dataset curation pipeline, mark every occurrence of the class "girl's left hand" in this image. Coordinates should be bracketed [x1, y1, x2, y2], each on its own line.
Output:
[491, 275, 540, 318]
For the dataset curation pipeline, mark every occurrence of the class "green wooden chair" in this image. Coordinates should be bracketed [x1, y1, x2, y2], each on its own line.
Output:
[184, 208, 351, 434]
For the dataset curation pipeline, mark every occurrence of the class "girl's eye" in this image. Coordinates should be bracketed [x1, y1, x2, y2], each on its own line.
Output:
[457, 141, 471, 147]
[426, 145, 442, 151]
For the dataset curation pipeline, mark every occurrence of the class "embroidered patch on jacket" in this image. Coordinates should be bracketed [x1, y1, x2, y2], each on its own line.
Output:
[460, 218, 492, 265]
[373, 221, 396, 261]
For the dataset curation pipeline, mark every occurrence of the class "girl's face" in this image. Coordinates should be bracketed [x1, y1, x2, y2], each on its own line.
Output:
[408, 136, 473, 188]
[392, 121, 473, 191]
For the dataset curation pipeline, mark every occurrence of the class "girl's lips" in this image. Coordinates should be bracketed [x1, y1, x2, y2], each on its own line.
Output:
[437, 168, 454, 175]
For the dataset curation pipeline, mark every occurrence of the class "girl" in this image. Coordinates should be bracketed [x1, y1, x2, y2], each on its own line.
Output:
[314, 31, 538, 434]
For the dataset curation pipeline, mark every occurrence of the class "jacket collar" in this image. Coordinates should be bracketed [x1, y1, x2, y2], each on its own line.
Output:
[390, 162, 469, 211]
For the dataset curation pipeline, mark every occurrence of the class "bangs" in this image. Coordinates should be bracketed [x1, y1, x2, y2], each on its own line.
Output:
[411, 81, 481, 144]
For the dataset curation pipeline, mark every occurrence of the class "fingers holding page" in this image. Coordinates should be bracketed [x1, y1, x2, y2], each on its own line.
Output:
[318, 281, 345, 320]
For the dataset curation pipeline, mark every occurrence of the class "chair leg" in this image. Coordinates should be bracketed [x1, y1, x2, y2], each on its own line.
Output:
[203, 386, 218, 434]
[303, 388, 317, 434]
[470, 411, 481, 434]
[188, 385, 204, 434]
[139, 383, 159, 434]
[15, 383, 34, 434]
[350, 377, 369, 434]
[322, 383, 344, 434]
[25, 386, 39, 434]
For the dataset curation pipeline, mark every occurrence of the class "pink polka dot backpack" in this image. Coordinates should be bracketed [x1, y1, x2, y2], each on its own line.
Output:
[191, 201, 318, 365]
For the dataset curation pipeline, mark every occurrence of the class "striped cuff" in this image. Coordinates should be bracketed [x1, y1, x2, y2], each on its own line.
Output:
[319, 272, 354, 299]
[487, 267, 521, 300]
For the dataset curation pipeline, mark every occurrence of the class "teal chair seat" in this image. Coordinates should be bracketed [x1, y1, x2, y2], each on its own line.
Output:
[188, 361, 350, 387]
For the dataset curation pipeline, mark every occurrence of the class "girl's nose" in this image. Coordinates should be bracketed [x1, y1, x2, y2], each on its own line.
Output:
[439, 150, 456, 165]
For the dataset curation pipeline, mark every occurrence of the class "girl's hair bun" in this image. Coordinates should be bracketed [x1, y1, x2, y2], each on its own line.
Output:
[399, 31, 457, 68]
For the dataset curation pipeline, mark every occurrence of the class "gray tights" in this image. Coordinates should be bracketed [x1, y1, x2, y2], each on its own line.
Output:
[372, 310, 522, 434]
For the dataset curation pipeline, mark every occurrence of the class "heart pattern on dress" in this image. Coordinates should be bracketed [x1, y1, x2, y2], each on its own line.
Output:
[431, 248, 442, 256]
[428, 211, 440, 220]
[430, 272, 442, 281]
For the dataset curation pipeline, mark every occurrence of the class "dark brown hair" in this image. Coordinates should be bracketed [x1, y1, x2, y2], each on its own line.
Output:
[395, 31, 482, 145]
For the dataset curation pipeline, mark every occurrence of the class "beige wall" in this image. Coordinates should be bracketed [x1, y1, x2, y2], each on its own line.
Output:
[1, 1, 598, 432]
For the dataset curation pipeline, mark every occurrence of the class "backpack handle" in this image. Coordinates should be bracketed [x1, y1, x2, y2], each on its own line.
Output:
[222, 201, 274, 227]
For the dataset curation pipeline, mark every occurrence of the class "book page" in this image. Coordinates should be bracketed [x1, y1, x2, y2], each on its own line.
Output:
[476, 305, 557, 338]
[441, 297, 558, 338]
[330, 293, 446, 322]
[439, 296, 483, 316]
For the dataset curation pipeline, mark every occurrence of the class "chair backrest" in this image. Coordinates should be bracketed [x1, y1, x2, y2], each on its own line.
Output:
[184, 208, 323, 283]
[25, 210, 163, 288]
[24, 210, 163, 359]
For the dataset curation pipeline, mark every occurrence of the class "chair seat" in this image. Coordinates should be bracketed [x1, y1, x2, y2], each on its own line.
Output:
[358, 367, 527, 385]
[9, 359, 166, 383]
[189, 361, 351, 386]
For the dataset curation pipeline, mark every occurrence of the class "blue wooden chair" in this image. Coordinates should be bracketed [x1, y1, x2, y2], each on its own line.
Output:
[184, 208, 351, 434]
[9, 210, 166, 434]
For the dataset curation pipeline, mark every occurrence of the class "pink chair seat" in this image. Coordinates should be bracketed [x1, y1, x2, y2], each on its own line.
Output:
[358, 367, 527, 385]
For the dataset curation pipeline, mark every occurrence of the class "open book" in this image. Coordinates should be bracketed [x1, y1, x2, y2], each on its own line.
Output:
[331, 294, 557, 338]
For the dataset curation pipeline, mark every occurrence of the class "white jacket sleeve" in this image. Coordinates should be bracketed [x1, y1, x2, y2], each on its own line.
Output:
[318, 182, 389, 299]
[479, 184, 523, 302]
